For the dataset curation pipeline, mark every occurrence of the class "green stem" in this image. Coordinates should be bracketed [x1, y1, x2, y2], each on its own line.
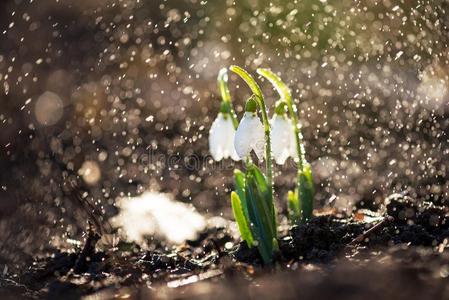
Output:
[230, 65, 273, 200]
[217, 68, 239, 129]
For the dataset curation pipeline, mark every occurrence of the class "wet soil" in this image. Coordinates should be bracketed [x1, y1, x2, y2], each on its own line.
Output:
[1, 193, 449, 299]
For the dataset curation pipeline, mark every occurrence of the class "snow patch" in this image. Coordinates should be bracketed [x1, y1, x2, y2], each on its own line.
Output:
[112, 192, 206, 244]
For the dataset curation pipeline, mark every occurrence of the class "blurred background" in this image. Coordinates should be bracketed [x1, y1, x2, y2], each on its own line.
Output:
[0, 0, 448, 268]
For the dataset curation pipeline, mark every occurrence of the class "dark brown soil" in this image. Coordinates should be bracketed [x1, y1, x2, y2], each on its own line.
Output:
[1, 193, 448, 299]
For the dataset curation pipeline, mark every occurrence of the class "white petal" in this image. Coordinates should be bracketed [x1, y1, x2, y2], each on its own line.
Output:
[251, 121, 265, 161]
[290, 126, 299, 161]
[221, 116, 240, 161]
[270, 115, 291, 164]
[209, 113, 232, 161]
[235, 112, 265, 160]
[226, 127, 241, 161]
[230, 147, 241, 161]
[234, 113, 254, 158]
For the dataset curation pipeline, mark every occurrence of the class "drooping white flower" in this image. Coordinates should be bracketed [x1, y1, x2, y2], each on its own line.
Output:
[270, 114, 297, 165]
[209, 113, 240, 161]
[234, 112, 265, 160]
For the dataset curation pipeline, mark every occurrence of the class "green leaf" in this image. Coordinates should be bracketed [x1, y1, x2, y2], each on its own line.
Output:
[245, 172, 273, 264]
[248, 164, 276, 239]
[272, 237, 279, 252]
[243, 164, 278, 264]
[231, 191, 254, 248]
[234, 169, 246, 201]
[288, 190, 300, 224]
[234, 169, 250, 226]
[299, 164, 315, 223]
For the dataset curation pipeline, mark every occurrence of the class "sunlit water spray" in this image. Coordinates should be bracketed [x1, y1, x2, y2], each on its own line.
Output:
[0, 0, 448, 264]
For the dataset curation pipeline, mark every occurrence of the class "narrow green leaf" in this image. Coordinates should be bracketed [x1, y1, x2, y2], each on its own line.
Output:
[287, 190, 300, 224]
[272, 238, 279, 252]
[244, 165, 279, 264]
[248, 164, 269, 199]
[245, 173, 273, 264]
[234, 169, 245, 202]
[234, 169, 250, 222]
[248, 164, 276, 239]
[299, 164, 315, 223]
[231, 191, 254, 248]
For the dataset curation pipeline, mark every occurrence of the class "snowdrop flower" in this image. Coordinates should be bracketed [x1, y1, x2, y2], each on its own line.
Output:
[234, 97, 265, 160]
[270, 102, 298, 165]
[209, 112, 240, 161]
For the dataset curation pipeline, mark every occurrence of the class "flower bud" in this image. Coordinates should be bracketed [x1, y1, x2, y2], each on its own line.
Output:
[274, 100, 287, 115]
[244, 95, 258, 113]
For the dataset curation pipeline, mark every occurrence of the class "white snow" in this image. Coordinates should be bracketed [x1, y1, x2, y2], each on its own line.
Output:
[112, 191, 206, 244]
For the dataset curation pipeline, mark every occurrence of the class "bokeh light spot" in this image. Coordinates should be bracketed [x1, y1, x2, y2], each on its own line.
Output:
[34, 91, 64, 126]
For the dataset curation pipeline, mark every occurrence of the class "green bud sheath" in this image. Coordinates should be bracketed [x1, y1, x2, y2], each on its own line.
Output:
[220, 101, 231, 114]
[274, 100, 287, 115]
[245, 95, 258, 113]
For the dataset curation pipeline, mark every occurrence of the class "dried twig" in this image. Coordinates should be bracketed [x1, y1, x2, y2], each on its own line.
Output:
[346, 216, 394, 248]
[73, 222, 100, 274]
[67, 180, 112, 236]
